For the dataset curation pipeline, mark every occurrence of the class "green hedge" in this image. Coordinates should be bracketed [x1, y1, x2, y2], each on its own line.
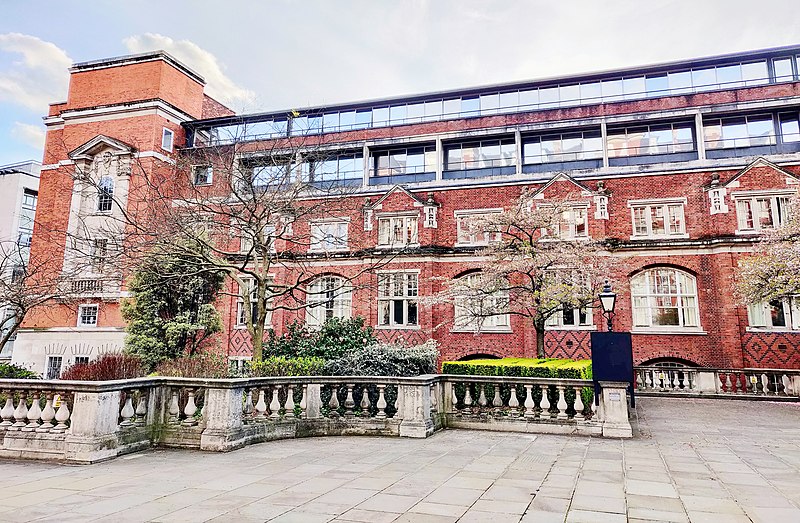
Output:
[442, 358, 592, 380]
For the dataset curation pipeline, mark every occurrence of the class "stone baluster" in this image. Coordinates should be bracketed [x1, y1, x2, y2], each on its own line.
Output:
[463, 385, 473, 415]
[539, 384, 551, 419]
[168, 389, 180, 425]
[734, 373, 744, 394]
[429, 384, 437, 417]
[508, 386, 520, 417]
[36, 392, 56, 432]
[761, 373, 770, 395]
[590, 394, 597, 419]
[724, 372, 733, 393]
[134, 390, 147, 426]
[300, 384, 308, 419]
[635, 370, 644, 391]
[285, 385, 296, 418]
[269, 386, 281, 419]
[376, 384, 387, 419]
[0, 392, 15, 428]
[669, 371, 677, 390]
[23, 391, 42, 432]
[783, 374, 792, 395]
[10, 392, 28, 431]
[254, 388, 268, 421]
[344, 384, 356, 418]
[182, 389, 199, 426]
[243, 389, 254, 422]
[477, 384, 488, 414]
[649, 371, 657, 389]
[359, 387, 370, 418]
[451, 385, 459, 414]
[52, 393, 71, 433]
[573, 387, 585, 421]
[492, 385, 503, 416]
[328, 385, 340, 418]
[523, 385, 535, 419]
[119, 391, 135, 427]
[556, 386, 568, 420]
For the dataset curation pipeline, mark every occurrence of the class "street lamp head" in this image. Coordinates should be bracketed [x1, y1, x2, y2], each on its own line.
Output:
[598, 280, 616, 314]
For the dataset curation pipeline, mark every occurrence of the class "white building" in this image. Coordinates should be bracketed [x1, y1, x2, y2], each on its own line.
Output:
[0, 160, 40, 361]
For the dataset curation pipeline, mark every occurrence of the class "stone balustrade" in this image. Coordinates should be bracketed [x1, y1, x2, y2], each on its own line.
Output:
[635, 367, 800, 397]
[0, 375, 632, 463]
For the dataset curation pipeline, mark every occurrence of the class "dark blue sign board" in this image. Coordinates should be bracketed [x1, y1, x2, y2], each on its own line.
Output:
[590, 331, 635, 407]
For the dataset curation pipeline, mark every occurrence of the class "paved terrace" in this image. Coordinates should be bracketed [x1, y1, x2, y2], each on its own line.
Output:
[1, 397, 800, 522]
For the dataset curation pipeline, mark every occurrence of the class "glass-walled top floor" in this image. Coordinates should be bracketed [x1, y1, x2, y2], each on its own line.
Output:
[186, 49, 800, 147]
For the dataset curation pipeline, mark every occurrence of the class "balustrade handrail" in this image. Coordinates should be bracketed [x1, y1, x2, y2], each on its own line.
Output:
[438, 374, 592, 388]
[635, 366, 800, 375]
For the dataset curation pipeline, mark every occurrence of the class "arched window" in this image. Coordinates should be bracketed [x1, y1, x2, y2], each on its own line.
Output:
[97, 176, 114, 212]
[306, 276, 352, 327]
[631, 268, 700, 329]
[452, 273, 510, 332]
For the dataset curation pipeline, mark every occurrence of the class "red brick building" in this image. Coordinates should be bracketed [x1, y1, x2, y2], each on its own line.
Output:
[14, 46, 800, 377]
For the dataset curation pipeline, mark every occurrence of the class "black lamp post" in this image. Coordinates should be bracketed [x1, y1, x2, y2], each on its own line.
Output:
[598, 280, 617, 332]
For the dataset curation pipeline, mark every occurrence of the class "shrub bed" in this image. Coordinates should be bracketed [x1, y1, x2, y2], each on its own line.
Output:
[0, 362, 39, 379]
[249, 356, 326, 377]
[442, 358, 592, 380]
[60, 354, 146, 381]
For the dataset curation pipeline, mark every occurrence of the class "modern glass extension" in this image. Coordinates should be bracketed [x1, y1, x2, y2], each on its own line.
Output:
[187, 50, 800, 146]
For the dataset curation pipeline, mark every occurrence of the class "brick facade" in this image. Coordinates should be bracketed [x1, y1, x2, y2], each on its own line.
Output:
[15, 48, 800, 375]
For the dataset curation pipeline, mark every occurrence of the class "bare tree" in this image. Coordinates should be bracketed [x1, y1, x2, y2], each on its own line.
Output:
[0, 240, 81, 354]
[67, 122, 389, 361]
[432, 192, 613, 358]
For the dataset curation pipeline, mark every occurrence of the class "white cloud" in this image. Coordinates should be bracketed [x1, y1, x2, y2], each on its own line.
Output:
[11, 122, 45, 150]
[123, 33, 255, 110]
[0, 33, 71, 112]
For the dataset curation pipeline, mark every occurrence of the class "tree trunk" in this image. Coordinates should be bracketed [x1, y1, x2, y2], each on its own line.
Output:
[535, 323, 546, 359]
[252, 324, 264, 362]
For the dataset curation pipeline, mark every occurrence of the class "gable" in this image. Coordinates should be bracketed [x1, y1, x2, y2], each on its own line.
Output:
[367, 185, 429, 212]
[723, 157, 800, 191]
[531, 172, 594, 200]
[69, 135, 135, 160]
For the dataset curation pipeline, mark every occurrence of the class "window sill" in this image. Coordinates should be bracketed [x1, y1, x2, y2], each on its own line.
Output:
[234, 325, 273, 330]
[193, 182, 213, 187]
[545, 326, 597, 331]
[734, 230, 763, 236]
[629, 233, 690, 241]
[630, 328, 707, 335]
[540, 236, 592, 243]
[375, 243, 420, 250]
[375, 325, 421, 330]
[450, 328, 513, 334]
[745, 327, 800, 333]
[308, 247, 349, 253]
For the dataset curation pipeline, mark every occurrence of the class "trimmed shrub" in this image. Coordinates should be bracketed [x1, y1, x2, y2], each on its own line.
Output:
[60, 354, 145, 381]
[249, 356, 326, 377]
[0, 362, 39, 379]
[153, 353, 230, 378]
[441, 358, 592, 380]
[322, 340, 439, 377]
[264, 317, 376, 360]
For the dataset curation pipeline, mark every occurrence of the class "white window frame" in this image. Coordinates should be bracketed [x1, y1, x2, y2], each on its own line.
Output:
[732, 191, 793, 234]
[541, 204, 591, 240]
[96, 176, 114, 213]
[238, 224, 276, 254]
[377, 214, 419, 248]
[161, 128, 175, 152]
[193, 165, 213, 186]
[451, 273, 511, 333]
[631, 268, 703, 332]
[228, 356, 252, 375]
[628, 198, 688, 239]
[21, 189, 37, 211]
[377, 271, 420, 329]
[545, 306, 594, 330]
[235, 278, 272, 329]
[46, 356, 63, 380]
[454, 209, 503, 246]
[747, 297, 800, 331]
[77, 304, 99, 327]
[306, 276, 352, 327]
[309, 219, 349, 252]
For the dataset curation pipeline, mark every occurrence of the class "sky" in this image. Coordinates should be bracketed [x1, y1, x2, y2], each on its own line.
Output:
[1, 0, 799, 165]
